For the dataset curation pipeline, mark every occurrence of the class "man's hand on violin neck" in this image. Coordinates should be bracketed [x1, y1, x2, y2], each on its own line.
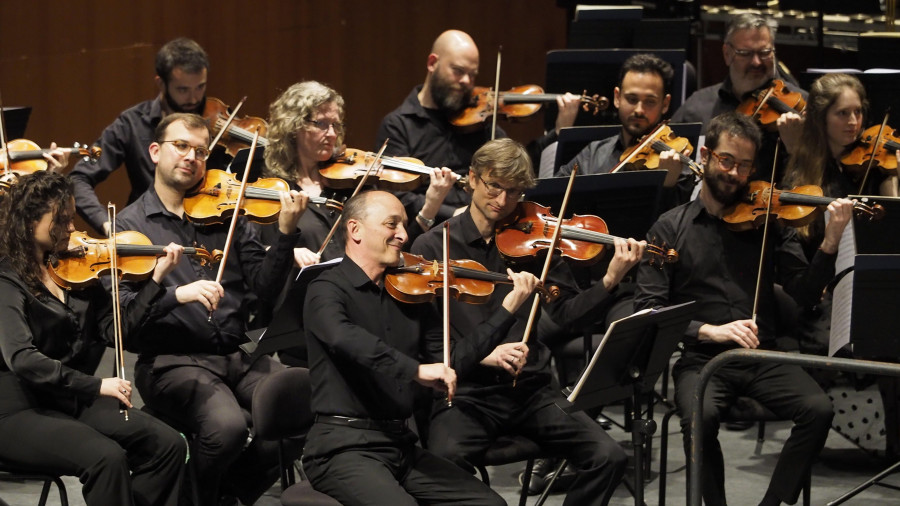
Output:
[501, 269, 540, 314]
[277, 190, 308, 234]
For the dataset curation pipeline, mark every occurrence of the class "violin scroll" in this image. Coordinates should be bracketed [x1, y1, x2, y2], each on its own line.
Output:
[646, 239, 679, 268]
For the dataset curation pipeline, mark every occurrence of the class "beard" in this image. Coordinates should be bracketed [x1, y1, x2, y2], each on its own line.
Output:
[164, 89, 206, 115]
[429, 73, 472, 114]
[704, 166, 747, 207]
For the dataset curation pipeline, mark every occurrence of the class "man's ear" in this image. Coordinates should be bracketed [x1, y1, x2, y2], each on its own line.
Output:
[426, 53, 439, 73]
[662, 94, 672, 115]
[149, 142, 161, 164]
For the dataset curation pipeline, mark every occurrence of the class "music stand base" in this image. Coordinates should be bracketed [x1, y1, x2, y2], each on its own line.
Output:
[827, 459, 900, 505]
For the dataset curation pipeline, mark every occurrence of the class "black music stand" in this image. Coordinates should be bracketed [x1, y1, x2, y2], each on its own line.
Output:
[547, 301, 695, 506]
[241, 257, 341, 364]
[1, 106, 31, 138]
[229, 145, 267, 182]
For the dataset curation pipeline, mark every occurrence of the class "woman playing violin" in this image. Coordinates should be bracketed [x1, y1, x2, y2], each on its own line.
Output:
[782, 74, 899, 258]
[0, 171, 185, 506]
[261, 81, 457, 267]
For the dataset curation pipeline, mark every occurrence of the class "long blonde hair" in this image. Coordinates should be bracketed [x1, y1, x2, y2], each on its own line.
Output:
[263, 81, 345, 181]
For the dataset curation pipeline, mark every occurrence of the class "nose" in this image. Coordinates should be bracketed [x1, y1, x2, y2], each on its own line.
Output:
[634, 101, 645, 116]
[459, 72, 472, 86]
[396, 223, 409, 245]
[183, 147, 198, 161]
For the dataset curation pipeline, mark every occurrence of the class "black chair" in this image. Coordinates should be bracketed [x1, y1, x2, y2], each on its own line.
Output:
[474, 434, 550, 506]
[250, 367, 340, 506]
[0, 461, 68, 506]
[658, 396, 812, 506]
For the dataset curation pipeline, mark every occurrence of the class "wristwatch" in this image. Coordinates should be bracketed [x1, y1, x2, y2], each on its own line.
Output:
[417, 212, 436, 228]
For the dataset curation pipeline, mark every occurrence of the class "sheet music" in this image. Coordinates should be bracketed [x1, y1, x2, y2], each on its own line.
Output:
[829, 272, 854, 357]
[294, 256, 343, 281]
[567, 308, 653, 402]
[834, 215, 856, 273]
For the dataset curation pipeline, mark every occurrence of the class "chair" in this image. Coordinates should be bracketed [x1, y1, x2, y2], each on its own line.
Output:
[658, 396, 812, 506]
[0, 460, 68, 506]
[474, 435, 549, 506]
[250, 367, 340, 506]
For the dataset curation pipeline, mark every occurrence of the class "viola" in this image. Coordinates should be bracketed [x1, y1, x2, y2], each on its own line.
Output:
[736, 79, 806, 131]
[183, 169, 343, 225]
[613, 124, 704, 178]
[722, 180, 885, 232]
[495, 201, 678, 267]
[840, 123, 900, 177]
[202, 97, 269, 157]
[319, 148, 465, 192]
[450, 85, 609, 131]
[48, 230, 222, 290]
[384, 251, 559, 305]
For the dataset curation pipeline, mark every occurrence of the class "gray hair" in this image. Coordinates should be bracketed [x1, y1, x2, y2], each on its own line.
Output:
[725, 13, 778, 44]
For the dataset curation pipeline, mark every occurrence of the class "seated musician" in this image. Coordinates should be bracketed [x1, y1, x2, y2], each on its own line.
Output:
[376, 29, 581, 223]
[302, 190, 518, 505]
[634, 112, 855, 506]
[115, 112, 308, 506]
[411, 138, 643, 506]
[0, 171, 185, 506]
[781, 72, 900, 459]
[672, 12, 806, 183]
[70, 38, 215, 236]
[552, 53, 696, 211]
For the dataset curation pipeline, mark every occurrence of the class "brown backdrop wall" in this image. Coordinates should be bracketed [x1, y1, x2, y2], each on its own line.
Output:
[1, 0, 567, 231]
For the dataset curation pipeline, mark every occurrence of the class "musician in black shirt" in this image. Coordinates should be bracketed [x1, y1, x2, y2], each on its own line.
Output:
[634, 112, 854, 506]
[412, 138, 643, 506]
[302, 190, 526, 505]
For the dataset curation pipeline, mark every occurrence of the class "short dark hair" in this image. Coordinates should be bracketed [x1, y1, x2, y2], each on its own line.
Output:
[618, 53, 675, 96]
[154, 113, 211, 143]
[338, 190, 374, 247]
[705, 112, 763, 154]
[155, 37, 209, 83]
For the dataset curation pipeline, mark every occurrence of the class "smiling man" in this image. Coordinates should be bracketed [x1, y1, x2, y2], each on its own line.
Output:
[71, 38, 212, 236]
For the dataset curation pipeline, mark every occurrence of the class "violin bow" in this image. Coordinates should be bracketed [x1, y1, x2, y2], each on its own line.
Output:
[442, 221, 452, 406]
[515, 164, 578, 386]
[858, 112, 890, 195]
[107, 203, 128, 420]
[209, 127, 260, 322]
[315, 139, 390, 257]
[750, 142, 780, 323]
[490, 46, 502, 141]
[0, 90, 11, 178]
[207, 96, 247, 155]
[609, 122, 669, 174]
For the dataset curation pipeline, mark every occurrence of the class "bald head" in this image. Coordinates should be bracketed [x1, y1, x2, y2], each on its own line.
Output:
[420, 30, 479, 111]
[342, 191, 408, 279]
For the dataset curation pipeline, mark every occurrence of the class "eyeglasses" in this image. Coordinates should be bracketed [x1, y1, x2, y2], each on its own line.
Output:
[709, 150, 754, 176]
[727, 43, 775, 60]
[475, 173, 526, 199]
[161, 140, 211, 161]
[305, 119, 345, 134]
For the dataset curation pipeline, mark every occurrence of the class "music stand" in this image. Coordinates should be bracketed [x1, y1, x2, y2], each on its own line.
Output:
[548, 301, 696, 506]
[1, 106, 31, 138]
[229, 145, 267, 182]
[553, 125, 621, 173]
[241, 257, 341, 364]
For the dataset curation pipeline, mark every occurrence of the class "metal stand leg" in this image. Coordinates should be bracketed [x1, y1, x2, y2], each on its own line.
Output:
[827, 459, 900, 505]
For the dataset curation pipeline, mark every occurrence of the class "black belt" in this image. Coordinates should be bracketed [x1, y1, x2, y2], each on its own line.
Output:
[315, 415, 408, 432]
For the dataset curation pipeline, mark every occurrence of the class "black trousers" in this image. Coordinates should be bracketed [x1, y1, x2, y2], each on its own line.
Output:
[0, 387, 184, 506]
[302, 423, 504, 506]
[427, 386, 627, 506]
[135, 351, 286, 506]
[673, 352, 834, 505]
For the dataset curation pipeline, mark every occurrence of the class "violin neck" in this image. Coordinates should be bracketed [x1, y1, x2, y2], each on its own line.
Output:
[216, 119, 269, 146]
[7, 148, 75, 161]
[241, 186, 329, 205]
[777, 191, 834, 207]
[558, 224, 616, 246]
[500, 93, 561, 105]
[449, 265, 510, 283]
[115, 244, 202, 257]
[763, 95, 797, 115]
[884, 139, 900, 153]
[376, 156, 463, 181]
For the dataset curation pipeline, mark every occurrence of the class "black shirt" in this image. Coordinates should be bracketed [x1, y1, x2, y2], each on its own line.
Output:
[0, 258, 163, 412]
[70, 99, 164, 233]
[633, 198, 837, 357]
[115, 187, 300, 356]
[411, 209, 616, 397]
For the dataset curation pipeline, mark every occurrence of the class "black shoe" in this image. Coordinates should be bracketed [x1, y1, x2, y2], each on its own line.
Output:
[544, 462, 577, 493]
[723, 420, 755, 431]
[519, 458, 558, 495]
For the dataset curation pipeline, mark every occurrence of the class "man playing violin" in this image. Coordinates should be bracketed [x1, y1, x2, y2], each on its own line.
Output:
[71, 37, 214, 236]
[115, 112, 308, 506]
[412, 138, 645, 506]
[554, 53, 696, 210]
[634, 112, 855, 506]
[376, 29, 581, 224]
[672, 13, 806, 183]
[302, 190, 534, 505]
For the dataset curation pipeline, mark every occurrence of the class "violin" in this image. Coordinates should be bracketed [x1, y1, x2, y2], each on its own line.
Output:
[450, 85, 609, 131]
[202, 97, 269, 157]
[613, 123, 704, 178]
[840, 123, 900, 177]
[319, 148, 465, 192]
[736, 79, 806, 131]
[384, 251, 559, 305]
[495, 201, 678, 267]
[48, 230, 222, 290]
[722, 180, 885, 232]
[183, 169, 343, 225]
[1, 139, 101, 189]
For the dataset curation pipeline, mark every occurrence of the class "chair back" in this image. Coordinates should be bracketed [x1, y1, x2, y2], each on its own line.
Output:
[251, 367, 314, 441]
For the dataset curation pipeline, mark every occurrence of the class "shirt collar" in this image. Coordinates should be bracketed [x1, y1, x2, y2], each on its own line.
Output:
[397, 85, 430, 119]
[144, 97, 165, 123]
[339, 255, 382, 290]
[459, 208, 491, 246]
[139, 186, 180, 219]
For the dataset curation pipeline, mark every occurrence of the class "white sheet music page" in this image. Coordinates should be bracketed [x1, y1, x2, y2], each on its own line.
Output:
[829, 218, 856, 356]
